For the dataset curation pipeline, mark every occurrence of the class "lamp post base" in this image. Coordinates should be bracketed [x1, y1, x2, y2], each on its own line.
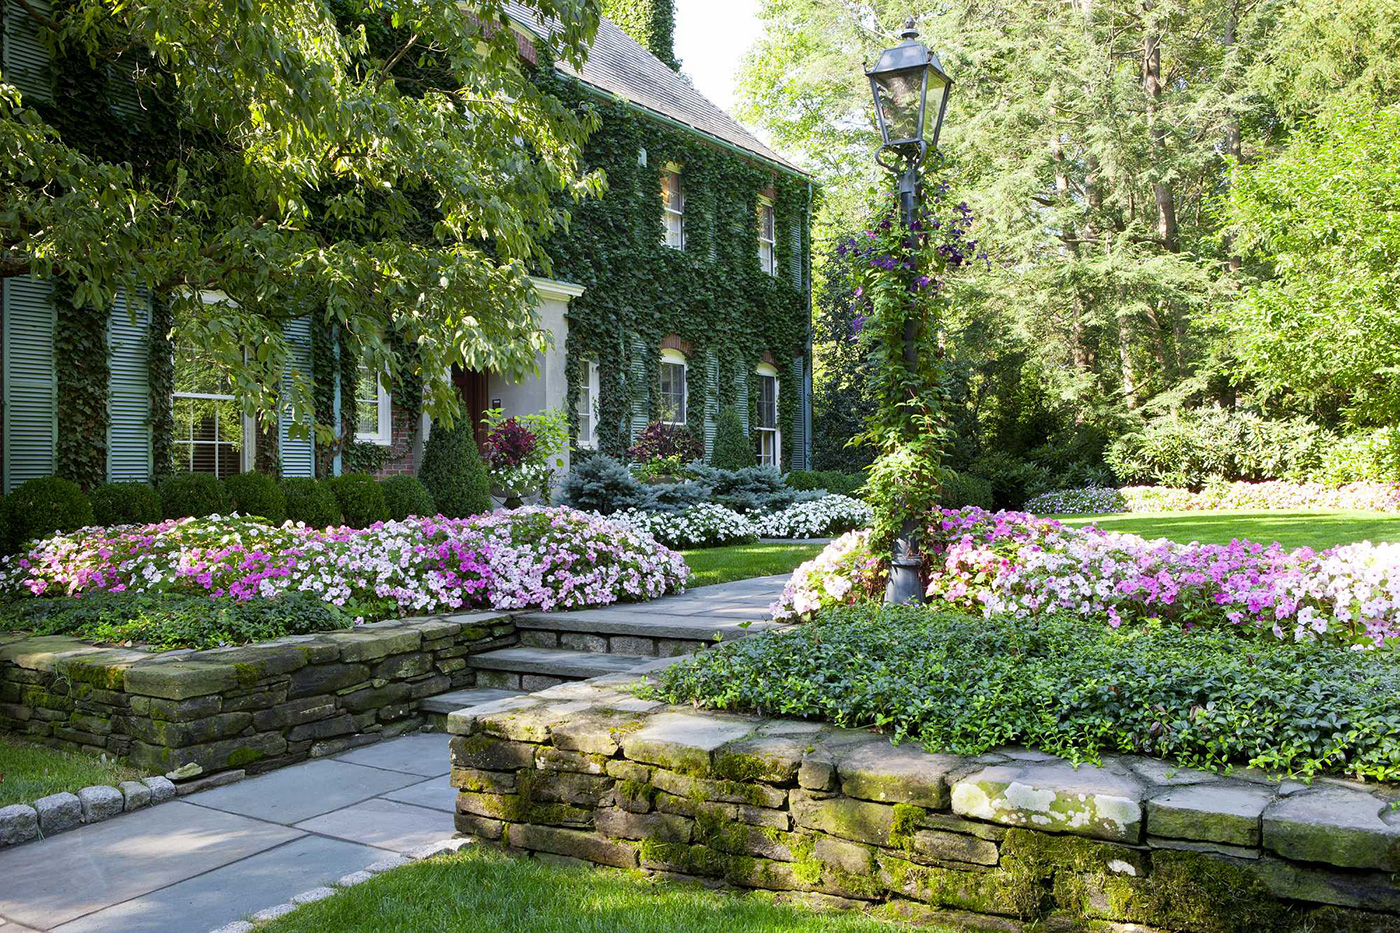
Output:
[885, 557, 925, 605]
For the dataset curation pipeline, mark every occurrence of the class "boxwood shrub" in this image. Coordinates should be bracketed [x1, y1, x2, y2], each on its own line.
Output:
[7, 476, 94, 549]
[327, 472, 389, 528]
[281, 478, 342, 527]
[1, 591, 353, 650]
[940, 470, 994, 510]
[223, 470, 287, 524]
[158, 472, 229, 519]
[380, 475, 436, 520]
[89, 482, 162, 527]
[649, 605, 1400, 782]
[785, 469, 865, 497]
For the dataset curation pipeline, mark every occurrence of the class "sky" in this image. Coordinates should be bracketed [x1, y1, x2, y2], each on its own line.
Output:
[673, 0, 762, 112]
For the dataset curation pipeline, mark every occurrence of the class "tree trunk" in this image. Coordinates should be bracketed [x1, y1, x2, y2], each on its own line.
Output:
[1142, 2, 1178, 253]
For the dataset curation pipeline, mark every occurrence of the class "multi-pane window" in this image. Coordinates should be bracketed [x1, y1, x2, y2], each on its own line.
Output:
[577, 360, 600, 449]
[758, 201, 777, 276]
[661, 169, 685, 249]
[355, 363, 392, 445]
[755, 366, 780, 467]
[659, 351, 687, 425]
[173, 344, 244, 478]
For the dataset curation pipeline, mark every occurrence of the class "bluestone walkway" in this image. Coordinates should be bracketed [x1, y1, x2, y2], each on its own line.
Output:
[0, 575, 786, 933]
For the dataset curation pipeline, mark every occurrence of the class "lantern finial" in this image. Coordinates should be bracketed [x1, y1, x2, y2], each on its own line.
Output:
[901, 18, 918, 40]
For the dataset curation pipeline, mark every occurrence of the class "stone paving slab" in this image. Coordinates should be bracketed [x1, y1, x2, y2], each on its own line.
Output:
[0, 802, 301, 929]
[381, 775, 456, 814]
[186, 759, 422, 825]
[293, 798, 454, 852]
[50, 836, 383, 933]
[467, 647, 650, 678]
[333, 732, 452, 777]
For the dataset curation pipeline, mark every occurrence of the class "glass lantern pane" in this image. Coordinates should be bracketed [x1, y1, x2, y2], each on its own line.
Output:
[875, 69, 926, 143]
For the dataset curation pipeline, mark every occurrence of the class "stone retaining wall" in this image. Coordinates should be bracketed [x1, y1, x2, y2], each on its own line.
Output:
[448, 685, 1400, 932]
[0, 612, 516, 779]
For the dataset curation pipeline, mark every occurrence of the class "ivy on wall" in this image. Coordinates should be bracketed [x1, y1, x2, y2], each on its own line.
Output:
[149, 293, 175, 480]
[600, 0, 678, 70]
[545, 74, 811, 470]
[54, 281, 109, 489]
[311, 321, 425, 477]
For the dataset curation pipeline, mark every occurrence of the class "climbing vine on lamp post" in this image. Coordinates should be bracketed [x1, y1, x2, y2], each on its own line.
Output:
[847, 175, 979, 563]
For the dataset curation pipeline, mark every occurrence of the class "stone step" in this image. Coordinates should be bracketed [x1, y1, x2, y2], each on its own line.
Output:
[513, 609, 778, 642]
[419, 686, 526, 716]
[467, 647, 652, 688]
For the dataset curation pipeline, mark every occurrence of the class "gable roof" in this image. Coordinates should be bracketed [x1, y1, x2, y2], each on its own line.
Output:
[503, 2, 804, 175]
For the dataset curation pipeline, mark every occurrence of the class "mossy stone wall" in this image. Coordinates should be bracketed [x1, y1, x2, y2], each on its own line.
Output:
[447, 694, 1400, 932]
[0, 614, 517, 779]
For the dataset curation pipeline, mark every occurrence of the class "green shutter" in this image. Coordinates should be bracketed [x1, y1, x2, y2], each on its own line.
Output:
[106, 290, 151, 481]
[702, 352, 718, 459]
[279, 317, 315, 478]
[3, 275, 56, 491]
[735, 367, 749, 434]
[2, 0, 52, 104]
[789, 356, 807, 471]
[629, 337, 648, 443]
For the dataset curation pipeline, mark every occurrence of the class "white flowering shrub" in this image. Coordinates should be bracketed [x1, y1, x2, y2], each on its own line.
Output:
[609, 503, 757, 549]
[752, 495, 873, 539]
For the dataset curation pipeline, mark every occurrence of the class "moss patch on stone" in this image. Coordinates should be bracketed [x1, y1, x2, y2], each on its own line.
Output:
[889, 804, 924, 852]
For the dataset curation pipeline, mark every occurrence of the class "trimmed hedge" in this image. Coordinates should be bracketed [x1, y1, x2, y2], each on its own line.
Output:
[940, 469, 994, 510]
[280, 478, 342, 527]
[158, 472, 228, 520]
[651, 605, 1400, 782]
[785, 469, 864, 497]
[327, 472, 389, 528]
[419, 419, 491, 518]
[89, 482, 161, 526]
[7, 476, 94, 549]
[381, 475, 436, 520]
[223, 470, 287, 524]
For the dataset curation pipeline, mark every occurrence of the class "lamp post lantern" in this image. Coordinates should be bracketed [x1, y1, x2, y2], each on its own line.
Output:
[866, 19, 952, 605]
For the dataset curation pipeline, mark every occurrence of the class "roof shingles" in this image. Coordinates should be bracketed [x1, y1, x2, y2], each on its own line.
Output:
[504, 3, 803, 173]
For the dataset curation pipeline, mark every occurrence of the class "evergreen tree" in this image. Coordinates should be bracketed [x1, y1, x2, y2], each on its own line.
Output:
[419, 420, 492, 518]
[711, 407, 757, 470]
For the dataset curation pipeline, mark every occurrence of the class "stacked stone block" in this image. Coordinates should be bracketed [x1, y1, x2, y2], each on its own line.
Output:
[0, 613, 516, 779]
[448, 685, 1400, 931]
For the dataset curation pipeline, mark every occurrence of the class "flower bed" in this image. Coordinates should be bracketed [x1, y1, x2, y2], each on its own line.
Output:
[1026, 480, 1400, 515]
[608, 504, 757, 549]
[774, 507, 1400, 649]
[3, 508, 689, 625]
[750, 494, 872, 538]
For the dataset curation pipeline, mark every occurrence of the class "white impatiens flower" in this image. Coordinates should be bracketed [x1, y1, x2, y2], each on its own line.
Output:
[752, 495, 872, 539]
[605, 504, 757, 549]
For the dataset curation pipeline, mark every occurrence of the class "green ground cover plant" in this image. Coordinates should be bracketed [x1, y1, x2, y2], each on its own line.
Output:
[0, 736, 143, 807]
[649, 605, 1400, 781]
[0, 591, 353, 650]
[259, 846, 939, 933]
[1059, 510, 1400, 551]
[682, 542, 824, 587]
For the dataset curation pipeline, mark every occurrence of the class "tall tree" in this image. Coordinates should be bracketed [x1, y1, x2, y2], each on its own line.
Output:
[0, 0, 603, 432]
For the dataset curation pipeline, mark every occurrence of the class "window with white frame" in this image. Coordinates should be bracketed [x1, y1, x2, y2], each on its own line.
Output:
[661, 167, 685, 249]
[758, 200, 777, 276]
[755, 363, 780, 467]
[577, 360, 601, 449]
[354, 363, 393, 445]
[172, 342, 246, 478]
[659, 349, 688, 425]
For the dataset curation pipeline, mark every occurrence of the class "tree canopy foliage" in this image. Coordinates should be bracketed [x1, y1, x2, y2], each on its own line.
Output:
[742, 0, 1400, 496]
[1, 0, 605, 432]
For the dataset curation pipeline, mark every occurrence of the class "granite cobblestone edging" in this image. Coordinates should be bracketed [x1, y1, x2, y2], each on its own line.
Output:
[0, 611, 517, 793]
[447, 683, 1400, 932]
[0, 774, 176, 846]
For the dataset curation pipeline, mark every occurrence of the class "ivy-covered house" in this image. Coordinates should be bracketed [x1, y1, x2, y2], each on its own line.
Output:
[0, 0, 811, 493]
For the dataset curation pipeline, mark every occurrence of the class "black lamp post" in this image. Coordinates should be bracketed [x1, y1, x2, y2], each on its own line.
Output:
[865, 19, 952, 606]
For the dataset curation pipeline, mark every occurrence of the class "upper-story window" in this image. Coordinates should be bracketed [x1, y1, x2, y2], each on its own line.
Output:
[755, 363, 780, 467]
[355, 363, 392, 445]
[758, 200, 777, 276]
[661, 167, 685, 250]
[577, 360, 600, 449]
[659, 349, 688, 425]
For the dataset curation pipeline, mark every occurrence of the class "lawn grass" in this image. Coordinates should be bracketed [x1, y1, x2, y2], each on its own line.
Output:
[260, 847, 941, 933]
[1057, 509, 1400, 550]
[0, 735, 142, 807]
[682, 542, 824, 587]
